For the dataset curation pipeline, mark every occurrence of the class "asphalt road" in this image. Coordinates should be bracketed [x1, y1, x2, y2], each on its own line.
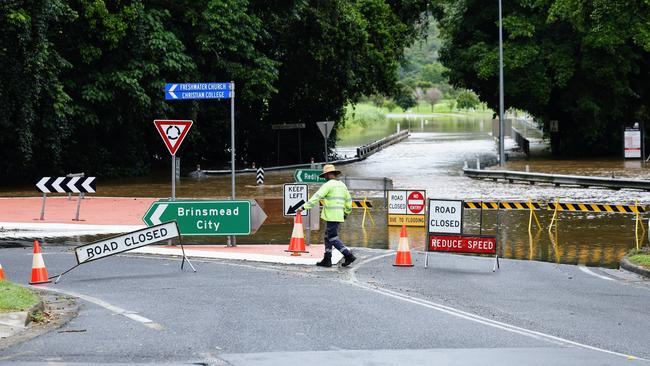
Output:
[0, 245, 649, 365]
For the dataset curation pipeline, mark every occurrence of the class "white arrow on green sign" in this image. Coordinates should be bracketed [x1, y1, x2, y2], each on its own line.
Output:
[294, 169, 325, 183]
[143, 200, 251, 235]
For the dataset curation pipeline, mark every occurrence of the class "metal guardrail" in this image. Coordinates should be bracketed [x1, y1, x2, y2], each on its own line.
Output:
[463, 168, 650, 191]
[202, 156, 360, 175]
[200, 130, 410, 176]
[357, 130, 409, 159]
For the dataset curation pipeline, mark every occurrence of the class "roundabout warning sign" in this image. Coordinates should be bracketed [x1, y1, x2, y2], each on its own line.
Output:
[387, 190, 426, 227]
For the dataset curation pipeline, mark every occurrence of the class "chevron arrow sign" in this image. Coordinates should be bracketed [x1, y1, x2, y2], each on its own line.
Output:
[36, 177, 96, 193]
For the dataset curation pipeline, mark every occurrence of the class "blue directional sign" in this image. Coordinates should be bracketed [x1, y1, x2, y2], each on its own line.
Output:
[165, 83, 232, 100]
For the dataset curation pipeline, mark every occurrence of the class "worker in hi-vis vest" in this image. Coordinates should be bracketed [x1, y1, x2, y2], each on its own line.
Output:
[297, 164, 356, 267]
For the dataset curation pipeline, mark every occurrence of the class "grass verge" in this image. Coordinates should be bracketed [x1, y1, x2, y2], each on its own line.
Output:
[0, 281, 39, 312]
[627, 248, 650, 270]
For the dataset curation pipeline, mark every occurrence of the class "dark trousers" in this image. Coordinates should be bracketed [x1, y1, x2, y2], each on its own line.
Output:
[324, 221, 350, 256]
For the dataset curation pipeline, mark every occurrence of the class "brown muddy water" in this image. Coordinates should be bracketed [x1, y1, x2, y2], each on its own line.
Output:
[2, 116, 649, 268]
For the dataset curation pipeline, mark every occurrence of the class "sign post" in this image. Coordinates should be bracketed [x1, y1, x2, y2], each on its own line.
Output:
[36, 176, 96, 220]
[316, 121, 335, 163]
[625, 125, 642, 159]
[387, 190, 426, 227]
[154, 120, 193, 201]
[164, 82, 236, 245]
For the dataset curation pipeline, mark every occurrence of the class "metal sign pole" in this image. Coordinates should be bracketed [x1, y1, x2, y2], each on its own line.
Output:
[324, 134, 328, 163]
[306, 211, 311, 246]
[230, 81, 237, 246]
[40, 193, 47, 220]
[172, 154, 176, 201]
[74, 192, 84, 221]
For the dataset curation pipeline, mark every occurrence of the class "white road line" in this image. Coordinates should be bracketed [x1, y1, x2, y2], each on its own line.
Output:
[349, 252, 645, 361]
[35, 286, 163, 331]
[578, 265, 615, 281]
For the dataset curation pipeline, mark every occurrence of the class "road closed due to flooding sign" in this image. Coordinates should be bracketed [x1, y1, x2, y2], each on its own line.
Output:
[387, 190, 426, 227]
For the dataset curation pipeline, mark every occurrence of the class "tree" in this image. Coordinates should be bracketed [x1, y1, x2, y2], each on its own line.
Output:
[456, 90, 480, 110]
[424, 88, 442, 111]
[393, 83, 417, 111]
[420, 62, 446, 84]
[385, 100, 398, 112]
[0, 0, 432, 183]
[434, 0, 650, 156]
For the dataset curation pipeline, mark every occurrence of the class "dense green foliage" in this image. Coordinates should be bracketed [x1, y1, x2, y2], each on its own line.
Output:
[0, 1, 430, 182]
[434, 0, 650, 155]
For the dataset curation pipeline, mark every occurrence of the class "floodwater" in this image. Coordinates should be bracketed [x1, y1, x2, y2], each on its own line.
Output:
[3, 115, 650, 268]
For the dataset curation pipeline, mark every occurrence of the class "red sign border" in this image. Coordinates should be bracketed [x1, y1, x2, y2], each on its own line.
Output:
[406, 190, 426, 215]
[427, 234, 497, 255]
[154, 119, 193, 155]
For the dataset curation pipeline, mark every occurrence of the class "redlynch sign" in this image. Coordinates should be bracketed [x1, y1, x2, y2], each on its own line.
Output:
[428, 234, 497, 255]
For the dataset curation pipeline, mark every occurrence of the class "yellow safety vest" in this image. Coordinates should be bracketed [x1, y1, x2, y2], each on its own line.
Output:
[303, 179, 352, 222]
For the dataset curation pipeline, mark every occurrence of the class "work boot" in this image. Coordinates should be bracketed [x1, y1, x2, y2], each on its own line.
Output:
[316, 252, 332, 267]
[341, 252, 356, 267]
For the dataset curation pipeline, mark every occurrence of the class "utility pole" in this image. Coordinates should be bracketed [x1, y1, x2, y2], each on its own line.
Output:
[498, 0, 506, 166]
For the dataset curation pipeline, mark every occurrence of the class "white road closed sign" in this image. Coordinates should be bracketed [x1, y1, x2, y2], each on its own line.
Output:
[284, 183, 308, 216]
[74, 222, 180, 264]
[428, 199, 463, 234]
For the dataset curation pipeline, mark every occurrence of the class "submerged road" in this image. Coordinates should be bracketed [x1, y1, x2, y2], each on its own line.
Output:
[1, 246, 649, 365]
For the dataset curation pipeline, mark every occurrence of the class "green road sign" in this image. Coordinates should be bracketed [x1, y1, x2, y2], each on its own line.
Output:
[294, 169, 325, 183]
[143, 200, 251, 235]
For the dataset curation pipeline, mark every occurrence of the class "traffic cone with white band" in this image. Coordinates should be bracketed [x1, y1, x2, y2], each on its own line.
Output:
[0, 262, 5, 281]
[29, 240, 51, 284]
[393, 225, 414, 267]
[285, 214, 309, 256]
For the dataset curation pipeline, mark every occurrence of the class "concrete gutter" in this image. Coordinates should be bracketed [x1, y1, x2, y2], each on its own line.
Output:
[0, 288, 78, 352]
[620, 256, 650, 279]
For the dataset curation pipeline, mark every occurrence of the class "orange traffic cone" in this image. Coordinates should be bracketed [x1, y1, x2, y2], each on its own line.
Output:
[394, 225, 414, 267]
[30, 240, 51, 284]
[285, 214, 309, 256]
[0, 262, 5, 281]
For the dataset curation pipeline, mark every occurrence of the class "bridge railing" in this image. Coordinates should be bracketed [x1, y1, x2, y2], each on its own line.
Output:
[356, 130, 409, 159]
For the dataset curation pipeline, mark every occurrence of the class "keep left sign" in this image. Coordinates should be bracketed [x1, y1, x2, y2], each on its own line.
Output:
[75, 222, 179, 264]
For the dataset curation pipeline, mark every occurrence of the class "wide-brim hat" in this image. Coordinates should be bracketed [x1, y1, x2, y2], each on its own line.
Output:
[319, 164, 342, 177]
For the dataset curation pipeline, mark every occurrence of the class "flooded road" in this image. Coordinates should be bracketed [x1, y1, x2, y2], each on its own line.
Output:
[2, 116, 649, 268]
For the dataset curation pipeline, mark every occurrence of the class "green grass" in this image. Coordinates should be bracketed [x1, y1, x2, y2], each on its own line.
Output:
[348, 101, 493, 119]
[0, 281, 39, 312]
[628, 253, 650, 269]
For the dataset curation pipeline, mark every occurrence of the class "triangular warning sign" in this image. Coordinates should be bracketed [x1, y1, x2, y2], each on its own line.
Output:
[154, 120, 193, 155]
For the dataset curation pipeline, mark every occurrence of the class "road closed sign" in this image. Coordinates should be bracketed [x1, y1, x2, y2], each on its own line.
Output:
[427, 199, 462, 234]
[387, 190, 426, 227]
[75, 222, 180, 264]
